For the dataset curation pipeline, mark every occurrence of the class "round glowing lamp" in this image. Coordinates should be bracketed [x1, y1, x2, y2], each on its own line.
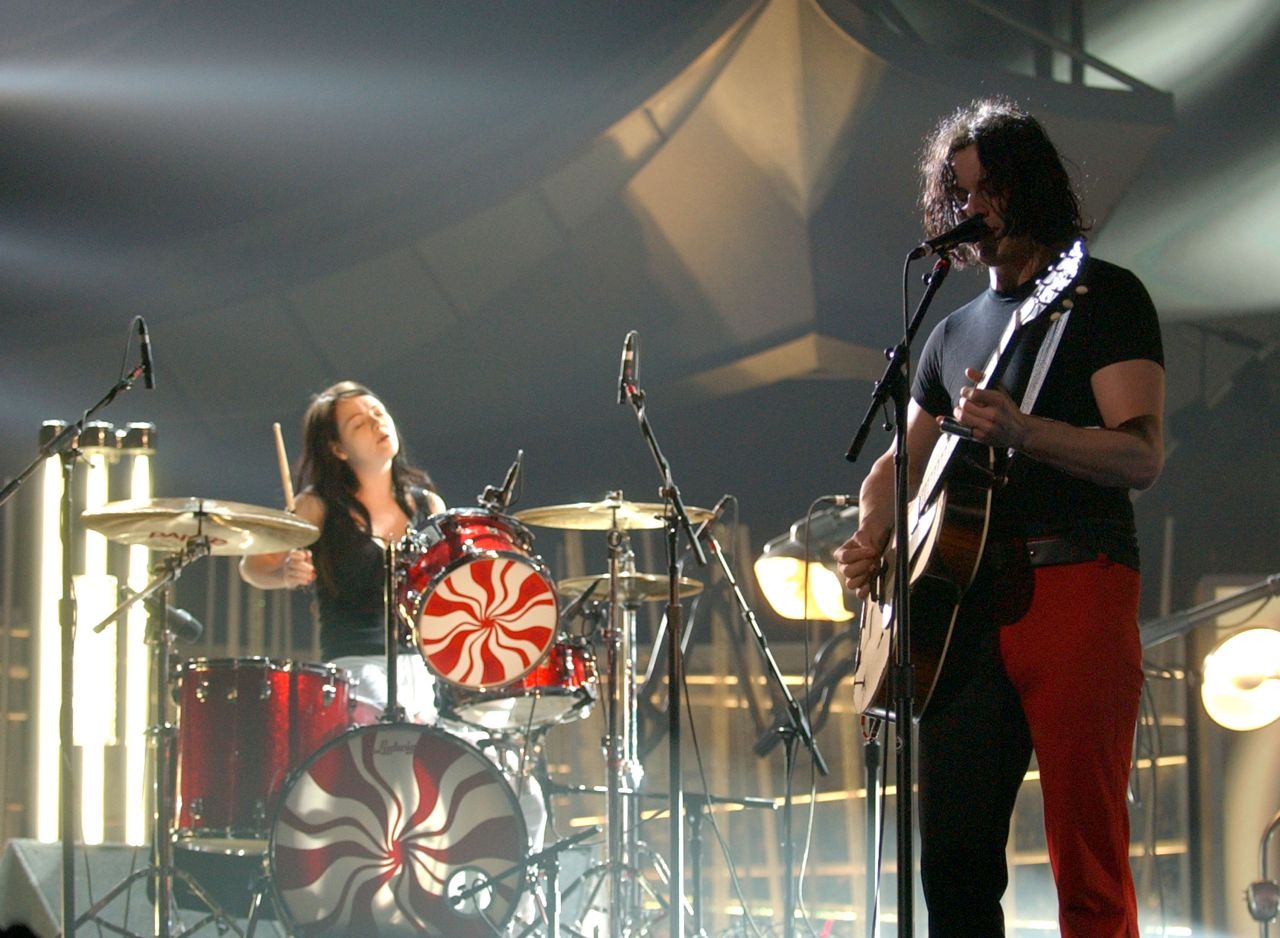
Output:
[1201, 627, 1280, 731]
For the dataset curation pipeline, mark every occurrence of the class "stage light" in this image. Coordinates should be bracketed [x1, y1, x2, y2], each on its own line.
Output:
[34, 423, 65, 843]
[1201, 627, 1280, 731]
[120, 423, 155, 846]
[754, 506, 858, 622]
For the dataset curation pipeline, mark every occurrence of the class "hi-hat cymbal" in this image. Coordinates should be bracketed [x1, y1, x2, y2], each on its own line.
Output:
[558, 572, 703, 604]
[81, 497, 319, 556]
[515, 497, 713, 531]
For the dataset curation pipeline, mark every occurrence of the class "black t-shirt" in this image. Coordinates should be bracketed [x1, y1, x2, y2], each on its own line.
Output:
[313, 489, 432, 661]
[911, 254, 1163, 568]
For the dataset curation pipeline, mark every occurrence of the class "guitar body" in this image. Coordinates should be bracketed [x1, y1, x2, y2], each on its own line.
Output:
[850, 239, 1087, 722]
[851, 443, 995, 720]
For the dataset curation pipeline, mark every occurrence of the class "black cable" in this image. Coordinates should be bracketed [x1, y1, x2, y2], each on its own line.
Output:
[794, 497, 832, 938]
[680, 663, 767, 937]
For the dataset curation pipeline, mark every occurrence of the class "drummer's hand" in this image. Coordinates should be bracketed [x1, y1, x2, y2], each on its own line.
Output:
[833, 526, 887, 600]
[282, 549, 315, 588]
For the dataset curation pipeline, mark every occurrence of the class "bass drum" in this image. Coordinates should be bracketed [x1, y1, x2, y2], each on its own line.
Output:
[269, 723, 528, 938]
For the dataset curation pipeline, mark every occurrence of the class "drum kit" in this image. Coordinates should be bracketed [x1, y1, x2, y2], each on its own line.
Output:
[77, 486, 721, 937]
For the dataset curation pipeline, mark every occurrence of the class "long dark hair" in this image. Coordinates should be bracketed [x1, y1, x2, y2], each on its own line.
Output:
[919, 96, 1086, 268]
[297, 381, 435, 591]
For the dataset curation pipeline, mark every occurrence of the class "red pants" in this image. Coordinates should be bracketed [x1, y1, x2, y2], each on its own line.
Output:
[917, 556, 1144, 938]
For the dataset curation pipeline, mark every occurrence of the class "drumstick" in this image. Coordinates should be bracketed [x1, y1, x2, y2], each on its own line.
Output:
[273, 422, 296, 513]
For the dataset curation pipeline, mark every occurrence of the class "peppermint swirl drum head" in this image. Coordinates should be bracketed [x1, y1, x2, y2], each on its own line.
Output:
[270, 724, 527, 937]
[401, 509, 559, 689]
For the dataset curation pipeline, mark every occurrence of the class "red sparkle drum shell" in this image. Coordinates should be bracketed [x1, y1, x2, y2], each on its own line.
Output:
[438, 637, 597, 732]
[399, 509, 558, 691]
[174, 657, 359, 854]
[269, 723, 527, 938]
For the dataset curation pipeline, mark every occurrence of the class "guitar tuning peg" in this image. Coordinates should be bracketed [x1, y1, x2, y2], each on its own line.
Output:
[1075, 285, 1089, 294]
[1061, 299, 1074, 310]
[1049, 311, 1063, 321]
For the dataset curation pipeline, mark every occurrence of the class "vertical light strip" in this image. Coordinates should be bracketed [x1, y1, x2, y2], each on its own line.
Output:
[35, 456, 63, 842]
[124, 453, 151, 845]
[75, 452, 117, 845]
[72, 570, 117, 846]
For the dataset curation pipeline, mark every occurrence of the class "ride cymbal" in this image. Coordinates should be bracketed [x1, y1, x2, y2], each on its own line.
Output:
[515, 497, 713, 531]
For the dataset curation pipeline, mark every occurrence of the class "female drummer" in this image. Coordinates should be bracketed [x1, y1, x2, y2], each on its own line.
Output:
[240, 381, 549, 916]
[240, 380, 445, 722]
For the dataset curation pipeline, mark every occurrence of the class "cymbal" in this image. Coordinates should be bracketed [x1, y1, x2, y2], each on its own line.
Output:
[514, 497, 714, 531]
[81, 497, 319, 556]
[558, 572, 703, 604]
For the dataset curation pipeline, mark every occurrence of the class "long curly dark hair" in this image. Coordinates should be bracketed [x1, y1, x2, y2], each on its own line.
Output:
[919, 96, 1086, 268]
[297, 381, 435, 592]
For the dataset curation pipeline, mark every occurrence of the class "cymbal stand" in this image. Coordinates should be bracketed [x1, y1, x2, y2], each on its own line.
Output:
[76, 536, 243, 938]
[603, 509, 645, 935]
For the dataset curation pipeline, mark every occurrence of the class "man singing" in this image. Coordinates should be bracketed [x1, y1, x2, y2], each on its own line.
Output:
[836, 97, 1164, 937]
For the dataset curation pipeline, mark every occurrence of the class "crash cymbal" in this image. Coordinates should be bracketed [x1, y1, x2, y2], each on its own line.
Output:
[558, 572, 703, 604]
[514, 497, 714, 531]
[81, 497, 319, 556]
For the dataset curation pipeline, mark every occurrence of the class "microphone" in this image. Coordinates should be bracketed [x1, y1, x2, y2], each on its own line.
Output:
[137, 317, 156, 390]
[497, 449, 523, 509]
[692, 494, 732, 542]
[617, 330, 638, 404]
[166, 605, 204, 643]
[908, 215, 991, 260]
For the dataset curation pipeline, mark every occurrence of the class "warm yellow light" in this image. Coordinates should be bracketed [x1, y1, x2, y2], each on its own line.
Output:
[35, 457, 63, 842]
[125, 452, 152, 845]
[753, 555, 854, 622]
[1201, 628, 1280, 731]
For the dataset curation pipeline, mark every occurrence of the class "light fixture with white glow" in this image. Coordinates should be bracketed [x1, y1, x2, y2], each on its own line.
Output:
[754, 506, 859, 623]
[1201, 627, 1280, 732]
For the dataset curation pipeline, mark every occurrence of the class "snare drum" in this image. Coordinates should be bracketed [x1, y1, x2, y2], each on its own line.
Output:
[270, 723, 527, 938]
[398, 509, 558, 690]
[173, 657, 358, 854]
[438, 636, 597, 732]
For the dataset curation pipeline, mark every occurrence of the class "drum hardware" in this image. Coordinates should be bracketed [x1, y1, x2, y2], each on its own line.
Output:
[74, 497, 320, 937]
[521, 485, 716, 938]
[70, 535, 244, 938]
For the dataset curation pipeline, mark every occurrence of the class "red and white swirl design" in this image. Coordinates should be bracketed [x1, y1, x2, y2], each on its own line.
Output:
[271, 725, 526, 938]
[417, 555, 557, 689]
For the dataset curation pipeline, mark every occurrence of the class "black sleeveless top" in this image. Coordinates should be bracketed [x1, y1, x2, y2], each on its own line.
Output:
[313, 488, 432, 661]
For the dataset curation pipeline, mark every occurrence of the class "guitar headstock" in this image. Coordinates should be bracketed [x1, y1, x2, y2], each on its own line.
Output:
[1023, 238, 1087, 325]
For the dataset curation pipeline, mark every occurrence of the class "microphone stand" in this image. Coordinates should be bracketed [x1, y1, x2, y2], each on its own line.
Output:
[0, 363, 146, 938]
[844, 255, 952, 937]
[622, 374, 705, 938]
[702, 529, 828, 938]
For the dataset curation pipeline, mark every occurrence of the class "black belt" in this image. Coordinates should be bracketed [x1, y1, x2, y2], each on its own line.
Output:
[1025, 535, 1102, 568]
[984, 535, 1102, 574]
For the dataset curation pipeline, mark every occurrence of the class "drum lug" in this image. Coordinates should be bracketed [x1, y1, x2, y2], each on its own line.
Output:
[190, 798, 204, 820]
[260, 681, 271, 700]
[322, 682, 337, 707]
[194, 680, 210, 703]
